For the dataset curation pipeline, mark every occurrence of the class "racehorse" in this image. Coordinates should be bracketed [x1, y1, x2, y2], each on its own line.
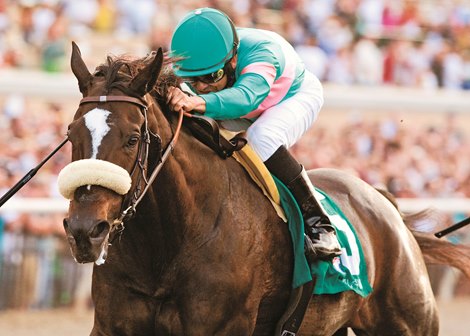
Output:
[59, 42, 470, 335]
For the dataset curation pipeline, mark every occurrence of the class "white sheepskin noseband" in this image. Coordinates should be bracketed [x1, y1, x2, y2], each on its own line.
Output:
[57, 159, 132, 199]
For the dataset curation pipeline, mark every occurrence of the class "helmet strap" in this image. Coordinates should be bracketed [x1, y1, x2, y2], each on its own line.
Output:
[223, 59, 236, 88]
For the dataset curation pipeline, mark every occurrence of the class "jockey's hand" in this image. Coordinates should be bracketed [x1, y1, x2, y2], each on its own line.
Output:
[167, 87, 206, 114]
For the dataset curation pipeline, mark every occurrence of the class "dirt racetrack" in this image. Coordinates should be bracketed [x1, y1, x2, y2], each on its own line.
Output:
[0, 297, 469, 335]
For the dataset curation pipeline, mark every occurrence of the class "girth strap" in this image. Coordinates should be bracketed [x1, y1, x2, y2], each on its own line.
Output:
[276, 280, 315, 336]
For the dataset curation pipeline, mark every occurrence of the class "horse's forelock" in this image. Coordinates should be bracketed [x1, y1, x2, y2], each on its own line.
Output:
[93, 53, 182, 104]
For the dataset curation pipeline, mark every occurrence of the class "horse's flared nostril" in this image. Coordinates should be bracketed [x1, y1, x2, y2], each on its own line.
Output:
[63, 218, 70, 232]
[89, 221, 109, 238]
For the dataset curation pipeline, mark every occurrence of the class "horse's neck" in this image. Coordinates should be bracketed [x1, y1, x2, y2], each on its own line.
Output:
[137, 123, 230, 255]
[150, 108, 230, 220]
[157, 130, 229, 224]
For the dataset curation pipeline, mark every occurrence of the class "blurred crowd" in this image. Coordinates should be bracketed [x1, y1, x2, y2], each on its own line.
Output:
[0, 0, 470, 89]
[0, 96, 80, 310]
[293, 112, 470, 200]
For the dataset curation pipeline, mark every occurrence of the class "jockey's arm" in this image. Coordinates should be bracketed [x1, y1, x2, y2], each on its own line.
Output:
[168, 68, 274, 118]
[199, 72, 271, 120]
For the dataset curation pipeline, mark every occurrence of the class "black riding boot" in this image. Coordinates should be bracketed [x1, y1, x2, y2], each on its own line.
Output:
[265, 146, 342, 260]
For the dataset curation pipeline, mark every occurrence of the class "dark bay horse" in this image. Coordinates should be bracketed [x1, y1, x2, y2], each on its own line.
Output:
[59, 42, 470, 335]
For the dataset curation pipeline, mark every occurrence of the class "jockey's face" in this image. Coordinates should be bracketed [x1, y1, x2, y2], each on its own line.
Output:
[189, 55, 237, 94]
[190, 74, 228, 94]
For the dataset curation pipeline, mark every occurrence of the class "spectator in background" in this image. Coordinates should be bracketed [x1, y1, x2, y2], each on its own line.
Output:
[442, 43, 465, 90]
[326, 45, 353, 84]
[295, 34, 328, 80]
[29, 1, 57, 47]
[302, 0, 335, 34]
[93, 0, 116, 33]
[356, 0, 384, 37]
[63, 0, 98, 36]
[115, 0, 157, 35]
[3, 94, 26, 139]
[382, 39, 398, 84]
[352, 37, 383, 85]
[317, 15, 353, 56]
[41, 8, 67, 72]
[410, 41, 438, 89]
[17, 1, 35, 45]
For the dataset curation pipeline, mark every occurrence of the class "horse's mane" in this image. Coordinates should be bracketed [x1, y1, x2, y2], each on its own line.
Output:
[94, 52, 182, 117]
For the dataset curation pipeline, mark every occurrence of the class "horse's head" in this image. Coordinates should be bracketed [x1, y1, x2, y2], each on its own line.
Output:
[58, 42, 170, 264]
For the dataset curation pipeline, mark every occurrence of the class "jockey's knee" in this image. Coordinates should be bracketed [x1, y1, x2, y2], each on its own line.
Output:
[247, 125, 285, 161]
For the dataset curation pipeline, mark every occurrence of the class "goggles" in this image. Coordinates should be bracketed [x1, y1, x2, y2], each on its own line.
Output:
[183, 68, 225, 84]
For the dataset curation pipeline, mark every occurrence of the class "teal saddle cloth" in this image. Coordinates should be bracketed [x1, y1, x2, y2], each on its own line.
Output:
[273, 176, 372, 297]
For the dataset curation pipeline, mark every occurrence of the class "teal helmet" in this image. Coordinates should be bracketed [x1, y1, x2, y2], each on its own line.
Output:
[170, 8, 239, 77]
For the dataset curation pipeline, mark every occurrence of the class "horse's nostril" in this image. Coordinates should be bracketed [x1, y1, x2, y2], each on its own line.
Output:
[90, 221, 109, 238]
[63, 218, 69, 231]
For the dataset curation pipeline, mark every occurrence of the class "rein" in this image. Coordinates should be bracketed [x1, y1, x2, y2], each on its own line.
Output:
[79, 95, 184, 234]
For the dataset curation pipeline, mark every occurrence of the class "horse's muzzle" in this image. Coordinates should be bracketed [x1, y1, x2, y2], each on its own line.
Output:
[63, 217, 111, 264]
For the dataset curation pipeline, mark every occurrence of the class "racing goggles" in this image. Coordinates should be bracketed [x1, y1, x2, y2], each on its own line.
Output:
[183, 68, 225, 84]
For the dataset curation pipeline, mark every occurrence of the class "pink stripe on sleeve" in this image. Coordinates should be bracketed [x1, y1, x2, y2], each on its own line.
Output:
[241, 62, 277, 86]
[244, 62, 296, 119]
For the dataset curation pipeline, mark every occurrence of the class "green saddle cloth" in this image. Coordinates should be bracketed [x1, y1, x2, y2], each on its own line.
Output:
[273, 176, 372, 297]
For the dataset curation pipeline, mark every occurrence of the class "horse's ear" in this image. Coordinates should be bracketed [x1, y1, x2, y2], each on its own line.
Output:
[70, 41, 92, 96]
[129, 48, 163, 96]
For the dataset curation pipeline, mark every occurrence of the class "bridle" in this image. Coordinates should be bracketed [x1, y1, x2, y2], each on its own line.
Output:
[79, 94, 184, 235]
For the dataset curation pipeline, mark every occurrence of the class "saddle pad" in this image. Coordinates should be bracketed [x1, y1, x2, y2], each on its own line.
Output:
[274, 177, 373, 297]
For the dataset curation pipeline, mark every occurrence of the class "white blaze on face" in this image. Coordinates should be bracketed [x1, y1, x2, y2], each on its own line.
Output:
[84, 108, 111, 159]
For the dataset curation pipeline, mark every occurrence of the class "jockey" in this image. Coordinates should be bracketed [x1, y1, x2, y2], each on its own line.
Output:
[167, 7, 341, 259]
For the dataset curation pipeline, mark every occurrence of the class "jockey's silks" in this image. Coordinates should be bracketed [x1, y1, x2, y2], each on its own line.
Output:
[200, 28, 305, 120]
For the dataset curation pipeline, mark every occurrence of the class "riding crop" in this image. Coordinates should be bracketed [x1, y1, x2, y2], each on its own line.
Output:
[0, 137, 68, 208]
[435, 216, 470, 238]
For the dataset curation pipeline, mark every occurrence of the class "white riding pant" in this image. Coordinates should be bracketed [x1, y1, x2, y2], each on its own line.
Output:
[246, 70, 324, 161]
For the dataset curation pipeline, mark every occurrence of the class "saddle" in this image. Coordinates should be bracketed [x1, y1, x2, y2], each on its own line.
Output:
[184, 114, 314, 336]
[184, 115, 247, 158]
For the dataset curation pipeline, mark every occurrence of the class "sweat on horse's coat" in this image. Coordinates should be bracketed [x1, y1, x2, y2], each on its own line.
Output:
[60, 42, 470, 336]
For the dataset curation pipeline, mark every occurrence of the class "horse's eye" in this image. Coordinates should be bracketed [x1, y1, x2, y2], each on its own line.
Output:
[127, 135, 140, 147]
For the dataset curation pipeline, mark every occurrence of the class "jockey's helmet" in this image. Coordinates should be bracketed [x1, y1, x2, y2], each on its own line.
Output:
[170, 8, 239, 77]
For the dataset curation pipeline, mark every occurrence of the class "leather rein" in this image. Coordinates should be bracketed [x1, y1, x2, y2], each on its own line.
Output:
[79, 95, 184, 235]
